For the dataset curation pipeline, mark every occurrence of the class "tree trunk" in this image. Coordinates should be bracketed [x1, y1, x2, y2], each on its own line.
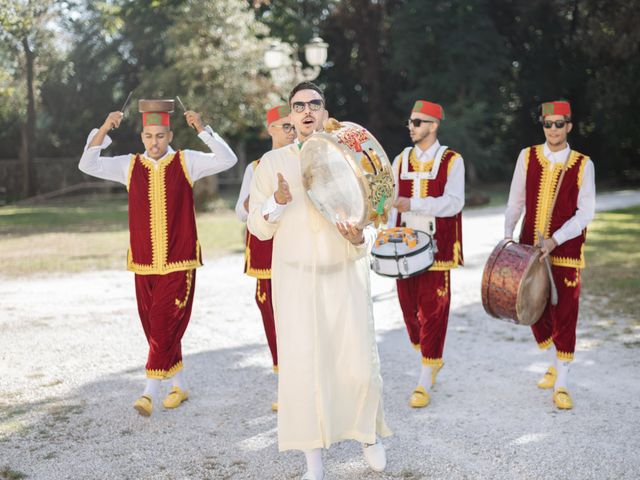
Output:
[22, 36, 37, 198]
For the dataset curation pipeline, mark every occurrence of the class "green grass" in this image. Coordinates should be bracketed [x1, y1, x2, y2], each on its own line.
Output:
[0, 194, 243, 277]
[582, 205, 640, 320]
[0, 466, 27, 480]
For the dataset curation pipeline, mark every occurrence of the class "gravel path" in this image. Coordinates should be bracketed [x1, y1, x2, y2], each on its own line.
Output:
[1, 191, 639, 479]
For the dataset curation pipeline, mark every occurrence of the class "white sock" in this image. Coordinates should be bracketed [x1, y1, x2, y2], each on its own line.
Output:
[143, 379, 161, 401]
[304, 448, 323, 479]
[546, 345, 558, 369]
[555, 361, 571, 390]
[417, 365, 432, 391]
[172, 370, 186, 390]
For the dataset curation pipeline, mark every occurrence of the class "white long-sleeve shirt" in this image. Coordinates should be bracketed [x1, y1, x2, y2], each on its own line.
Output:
[235, 162, 254, 223]
[388, 140, 465, 227]
[504, 142, 596, 246]
[78, 125, 237, 185]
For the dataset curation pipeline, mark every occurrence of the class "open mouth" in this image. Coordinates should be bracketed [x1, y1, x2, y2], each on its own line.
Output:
[302, 117, 315, 127]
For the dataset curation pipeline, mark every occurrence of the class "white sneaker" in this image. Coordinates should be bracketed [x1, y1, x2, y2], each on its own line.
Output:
[362, 441, 386, 472]
[301, 471, 325, 480]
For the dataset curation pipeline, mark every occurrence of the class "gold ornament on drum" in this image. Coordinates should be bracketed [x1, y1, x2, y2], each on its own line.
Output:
[301, 119, 395, 229]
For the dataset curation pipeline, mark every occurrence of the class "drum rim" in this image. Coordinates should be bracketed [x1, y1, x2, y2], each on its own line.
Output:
[371, 232, 433, 259]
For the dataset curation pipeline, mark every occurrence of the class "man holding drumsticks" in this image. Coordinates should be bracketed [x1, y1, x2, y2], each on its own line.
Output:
[78, 99, 237, 416]
[504, 100, 595, 410]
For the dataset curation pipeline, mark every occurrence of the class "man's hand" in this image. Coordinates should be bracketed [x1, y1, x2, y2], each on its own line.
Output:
[274, 173, 292, 205]
[101, 111, 124, 131]
[337, 222, 364, 245]
[184, 110, 204, 133]
[539, 237, 557, 261]
[393, 197, 411, 213]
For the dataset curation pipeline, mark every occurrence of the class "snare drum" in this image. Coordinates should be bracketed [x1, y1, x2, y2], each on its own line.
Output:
[300, 121, 395, 229]
[371, 227, 434, 278]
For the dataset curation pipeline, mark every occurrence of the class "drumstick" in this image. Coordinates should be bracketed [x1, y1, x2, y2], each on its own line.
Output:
[176, 96, 196, 130]
[537, 231, 558, 306]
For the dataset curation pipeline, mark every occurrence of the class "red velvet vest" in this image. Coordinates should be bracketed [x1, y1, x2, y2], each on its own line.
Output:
[395, 147, 464, 270]
[127, 151, 202, 275]
[520, 145, 588, 268]
[244, 159, 273, 279]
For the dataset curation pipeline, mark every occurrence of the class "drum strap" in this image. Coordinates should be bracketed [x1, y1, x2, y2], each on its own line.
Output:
[543, 154, 571, 236]
[400, 145, 449, 181]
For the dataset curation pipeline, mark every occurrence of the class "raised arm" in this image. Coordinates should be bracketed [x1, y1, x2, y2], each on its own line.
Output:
[78, 111, 131, 185]
[182, 111, 238, 182]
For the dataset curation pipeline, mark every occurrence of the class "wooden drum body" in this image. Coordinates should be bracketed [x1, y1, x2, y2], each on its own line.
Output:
[481, 240, 549, 326]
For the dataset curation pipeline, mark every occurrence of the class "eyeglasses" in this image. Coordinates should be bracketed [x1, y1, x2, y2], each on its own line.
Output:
[407, 118, 434, 128]
[273, 123, 295, 133]
[543, 120, 568, 129]
[292, 99, 324, 113]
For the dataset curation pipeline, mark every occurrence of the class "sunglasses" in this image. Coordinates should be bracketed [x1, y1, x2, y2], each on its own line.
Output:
[543, 120, 568, 129]
[407, 118, 434, 128]
[273, 123, 295, 133]
[292, 99, 324, 113]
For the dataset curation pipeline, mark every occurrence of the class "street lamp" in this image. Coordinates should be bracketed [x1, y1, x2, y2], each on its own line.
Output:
[264, 36, 329, 92]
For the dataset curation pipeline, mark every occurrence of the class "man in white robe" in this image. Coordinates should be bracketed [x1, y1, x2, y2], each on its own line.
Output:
[247, 82, 391, 480]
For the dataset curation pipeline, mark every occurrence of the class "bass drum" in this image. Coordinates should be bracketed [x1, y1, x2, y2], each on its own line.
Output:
[300, 121, 395, 229]
[481, 240, 549, 326]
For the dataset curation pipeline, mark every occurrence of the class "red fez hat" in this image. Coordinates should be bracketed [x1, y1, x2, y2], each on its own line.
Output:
[139, 99, 174, 127]
[266, 105, 290, 125]
[412, 100, 445, 120]
[541, 101, 571, 117]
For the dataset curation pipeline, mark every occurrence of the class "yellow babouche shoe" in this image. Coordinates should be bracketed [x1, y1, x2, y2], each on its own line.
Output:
[271, 402, 278, 412]
[409, 386, 430, 408]
[553, 388, 573, 410]
[537, 366, 557, 389]
[133, 395, 153, 417]
[163, 386, 189, 409]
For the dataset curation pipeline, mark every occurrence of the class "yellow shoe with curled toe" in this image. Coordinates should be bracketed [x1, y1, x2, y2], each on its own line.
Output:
[133, 395, 153, 417]
[537, 366, 557, 389]
[271, 402, 278, 412]
[163, 386, 189, 409]
[553, 388, 573, 410]
[409, 386, 430, 408]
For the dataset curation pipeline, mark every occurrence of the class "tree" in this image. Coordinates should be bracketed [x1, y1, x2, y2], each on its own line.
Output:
[0, 0, 57, 197]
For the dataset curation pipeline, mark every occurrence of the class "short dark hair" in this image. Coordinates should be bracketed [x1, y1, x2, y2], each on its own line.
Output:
[288, 81, 326, 105]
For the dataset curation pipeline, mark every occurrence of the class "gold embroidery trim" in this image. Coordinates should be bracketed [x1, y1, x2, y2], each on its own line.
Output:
[245, 243, 271, 279]
[126, 154, 136, 192]
[557, 350, 574, 362]
[179, 150, 194, 187]
[256, 279, 267, 304]
[430, 241, 462, 271]
[175, 270, 194, 309]
[146, 360, 183, 379]
[538, 337, 553, 350]
[563, 268, 580, 288]
[436, 271, 449, 297]
[421, 357, 444, 367]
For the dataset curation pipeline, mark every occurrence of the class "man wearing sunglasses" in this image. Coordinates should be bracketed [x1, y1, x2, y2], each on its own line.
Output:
[235, 105, 296, 412]
[504, 100, 595, 410]
[247, 82, 391, 480]
[390, 99, 465, 409]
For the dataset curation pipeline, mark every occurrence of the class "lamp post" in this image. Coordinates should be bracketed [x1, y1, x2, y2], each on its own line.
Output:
[264, 36, 329, 94]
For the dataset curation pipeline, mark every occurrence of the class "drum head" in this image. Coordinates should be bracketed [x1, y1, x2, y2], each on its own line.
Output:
[516, 255, 550, 325]
[301, 135, 367, 226]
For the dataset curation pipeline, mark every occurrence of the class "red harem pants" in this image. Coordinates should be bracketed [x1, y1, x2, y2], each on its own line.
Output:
[396, 270, 451, 365]
[256, 278, 278, 369]
[531, 266, 581, 362]
[135, 269, 196, 379]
